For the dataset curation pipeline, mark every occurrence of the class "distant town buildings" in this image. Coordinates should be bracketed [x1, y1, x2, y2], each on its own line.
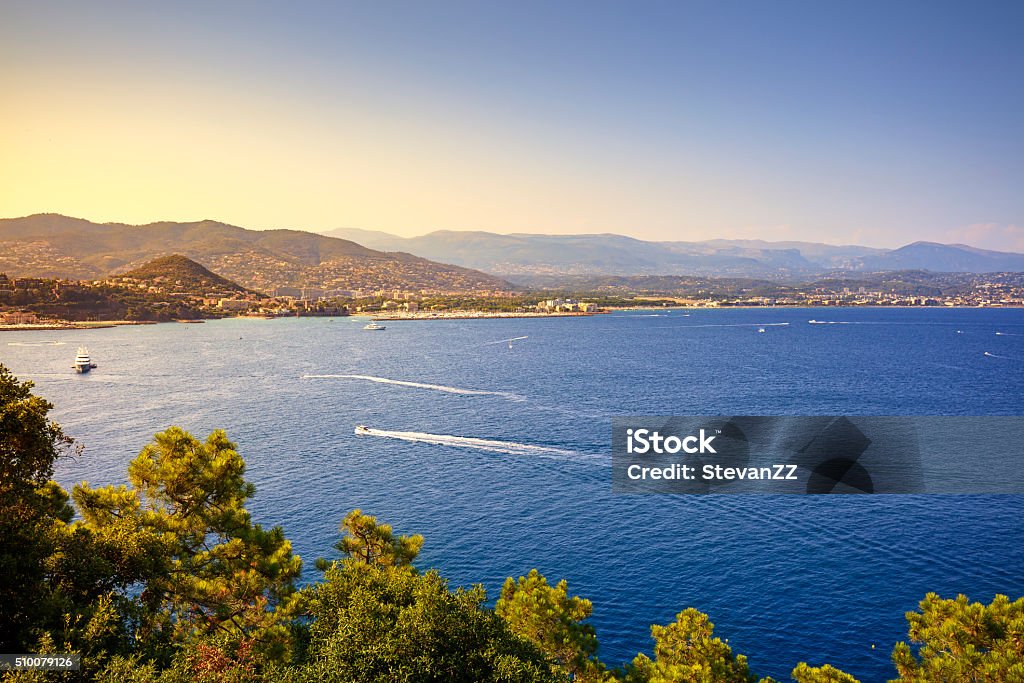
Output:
[0, 310, 38, 324]
[218, 298, 251, 311]
[536, 298, 599, 313]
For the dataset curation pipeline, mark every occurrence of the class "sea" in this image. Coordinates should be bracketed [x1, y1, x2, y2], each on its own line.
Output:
[3, 307, 1023, 681]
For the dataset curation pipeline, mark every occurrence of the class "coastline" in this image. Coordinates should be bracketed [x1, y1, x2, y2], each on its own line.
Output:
[3, 304, 1019, 332]
[0, 320, 158, 332]
[370, 311, 608, 321]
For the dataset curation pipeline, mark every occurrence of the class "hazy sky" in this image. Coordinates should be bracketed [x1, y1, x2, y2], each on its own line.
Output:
[2, 1, 1022, 249]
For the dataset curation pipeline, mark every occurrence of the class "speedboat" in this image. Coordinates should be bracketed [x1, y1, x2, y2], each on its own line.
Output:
[354, 425, 371, 435]
[72, 347, 97, 373]
[758, 327, 766, 333]
[363, 322, 386, 331]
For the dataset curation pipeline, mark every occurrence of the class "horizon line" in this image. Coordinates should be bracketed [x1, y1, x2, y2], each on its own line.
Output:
[4, 211, 1020, 255]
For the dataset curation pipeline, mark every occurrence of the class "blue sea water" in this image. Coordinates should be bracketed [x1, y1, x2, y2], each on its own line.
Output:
[3, 307, 1024, 681]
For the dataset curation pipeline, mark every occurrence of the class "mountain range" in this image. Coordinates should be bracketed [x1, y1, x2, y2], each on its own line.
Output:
[324, 228, 1024, 283]
[0, 215, 510, 293]
[3, 214, 1022, 294]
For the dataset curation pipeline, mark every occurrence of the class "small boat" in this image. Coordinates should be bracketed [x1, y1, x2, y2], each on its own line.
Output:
[758, 327, 766, 333]
[72, 347, 97, 373]
[354, 425, 371, 435]
[363, 322, 386, 331]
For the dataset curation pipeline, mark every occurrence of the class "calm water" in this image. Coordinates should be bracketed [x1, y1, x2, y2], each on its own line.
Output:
[3, 308, 1024, 681]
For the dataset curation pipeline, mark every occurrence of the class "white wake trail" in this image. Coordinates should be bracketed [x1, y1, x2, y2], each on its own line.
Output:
[680, 322, 790, 328]
[483, 336, 529, 346]
[984, 352, 1021, 361]
[303, 373, 522, 399]
[354, 426, 584, 458]
[7, 341, 66, 346]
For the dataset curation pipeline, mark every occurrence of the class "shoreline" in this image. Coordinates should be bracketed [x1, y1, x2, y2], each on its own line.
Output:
[0, 320, 158, 332]
[2, 304, 1020, 332]
[370, 311, 608, 321]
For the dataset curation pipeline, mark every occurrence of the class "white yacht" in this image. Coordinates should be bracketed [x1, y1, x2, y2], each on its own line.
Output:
[363, 322, 386, 331]
[72, 347, 97, 373]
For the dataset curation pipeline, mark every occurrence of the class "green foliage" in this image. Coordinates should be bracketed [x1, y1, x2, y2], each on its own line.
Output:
[496, 569, 609, 682]
[623, 608, 759, 683]
[295, 561, 558, 682]
[791, 662, 859, 682]
[120, 254, 250, 295]
[73, 427, 302, 662]
[891, 592, 1024, 682]
[0, 366, 74, 649]
[317, 508, 424, 569]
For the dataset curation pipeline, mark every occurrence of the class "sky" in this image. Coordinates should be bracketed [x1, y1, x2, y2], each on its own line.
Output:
[2, 0, 1022, 250]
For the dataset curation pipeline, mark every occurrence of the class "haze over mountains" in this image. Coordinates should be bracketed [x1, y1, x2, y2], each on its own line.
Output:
[325, 227, 1024, 283]
[3, 214, 1023, 295]
[0, 214, 510, 293]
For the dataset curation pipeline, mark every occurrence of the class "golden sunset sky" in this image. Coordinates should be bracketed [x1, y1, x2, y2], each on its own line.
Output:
[2, 1, 1022, 249]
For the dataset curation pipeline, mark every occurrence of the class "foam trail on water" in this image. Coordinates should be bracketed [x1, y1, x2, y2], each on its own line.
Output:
[984, 351, 1021, 361]
[483, 336, 529, 346]
[303, 373, 522, 399]
[355, 426, 592, 460]
[7, 341, 66, 346]
[995, 331, 1022, 336]
[681, 322, 789, 328]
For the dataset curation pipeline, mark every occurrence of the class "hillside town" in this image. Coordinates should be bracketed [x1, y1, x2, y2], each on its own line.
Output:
[2, 262, 1024, 329]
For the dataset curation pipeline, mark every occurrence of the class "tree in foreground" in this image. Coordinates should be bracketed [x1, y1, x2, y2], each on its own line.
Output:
[296, 512, 557, 682]
[497, 569, 610, 682]
[623, 608, 762, 683]
[0, 366, 75, 650]
[74, 427, 302, 666]
[316, 508, 424, 570]
[790, 662, 859, 682]
[891, 592, 1024, 681]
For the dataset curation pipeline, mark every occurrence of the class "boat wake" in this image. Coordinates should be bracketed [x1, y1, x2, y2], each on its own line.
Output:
[984, 351, 1021, 361]
[7, 341, 66, 346]
[995, 331, 1022, 336]
[483, 336, 529, 346]
[808, 320, 851, 325]
[354, 426, 586, 459]
[681, 322, 789, 328]
[303, 374, 523, 400]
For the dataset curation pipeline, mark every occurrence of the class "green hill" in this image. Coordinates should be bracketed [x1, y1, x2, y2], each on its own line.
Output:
[117, 254, 251, 297]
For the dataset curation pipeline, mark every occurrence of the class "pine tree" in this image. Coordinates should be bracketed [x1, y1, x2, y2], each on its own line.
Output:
[73, 427, 302, 661]
[496, 569, 609, 682]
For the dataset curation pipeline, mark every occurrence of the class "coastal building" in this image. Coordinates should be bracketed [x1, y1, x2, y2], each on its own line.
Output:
[537, 298, 598, 313]
[0, 310, 39, 324]
[218, 298, 251, 311]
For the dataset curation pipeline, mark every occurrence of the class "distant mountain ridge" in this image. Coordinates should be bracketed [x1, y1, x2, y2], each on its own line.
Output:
[324, 228, 1024, 281]
[0, 214, 511, 293]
